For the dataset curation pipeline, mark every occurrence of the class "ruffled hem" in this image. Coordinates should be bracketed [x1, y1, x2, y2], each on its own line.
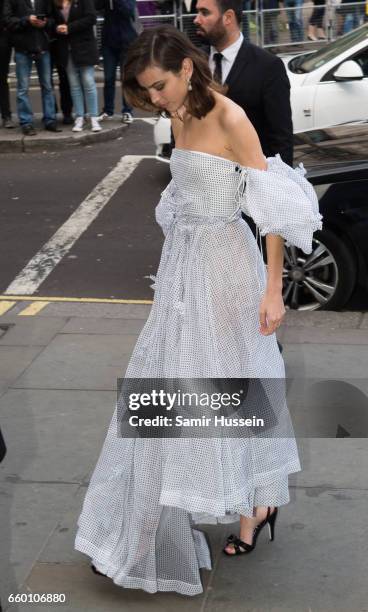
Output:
[75, 531, 211, 596]
[160, 458, 300, 521]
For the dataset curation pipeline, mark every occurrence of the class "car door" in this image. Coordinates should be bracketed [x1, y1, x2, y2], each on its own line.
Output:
[312, 46, 368, 128]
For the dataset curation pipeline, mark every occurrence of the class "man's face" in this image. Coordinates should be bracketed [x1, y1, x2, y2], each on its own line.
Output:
[194, 0, 227, 46]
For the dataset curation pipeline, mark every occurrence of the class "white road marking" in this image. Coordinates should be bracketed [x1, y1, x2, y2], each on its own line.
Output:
[4, 155, 156, 296]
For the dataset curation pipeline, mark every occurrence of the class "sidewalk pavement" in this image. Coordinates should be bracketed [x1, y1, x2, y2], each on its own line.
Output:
[0, 303, 368, 611]
[0, 115, 128, 154]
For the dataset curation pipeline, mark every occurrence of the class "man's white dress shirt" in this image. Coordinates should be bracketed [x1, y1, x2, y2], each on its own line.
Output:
[209, 32, 244, 84]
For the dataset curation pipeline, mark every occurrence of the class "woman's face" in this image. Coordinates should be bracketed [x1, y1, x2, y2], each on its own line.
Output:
[136, 61, 192, 113]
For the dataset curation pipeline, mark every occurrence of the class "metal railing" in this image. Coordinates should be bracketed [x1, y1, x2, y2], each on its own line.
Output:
[8, 0, 368, 78]
[131, 0, 367, 49]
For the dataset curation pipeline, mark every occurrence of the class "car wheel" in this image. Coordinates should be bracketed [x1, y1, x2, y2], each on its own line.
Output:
[282, 229, 357, 311]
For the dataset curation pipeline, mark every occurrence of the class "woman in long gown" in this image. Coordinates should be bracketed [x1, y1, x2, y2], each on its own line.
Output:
[74, 25, 322, 596]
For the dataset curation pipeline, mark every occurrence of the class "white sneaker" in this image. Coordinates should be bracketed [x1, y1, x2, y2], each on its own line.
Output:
[72, 117, 84, 132]
[97, 112, 114, 121]
[91, 117, 102, 132]
[122, 112, 133, 124]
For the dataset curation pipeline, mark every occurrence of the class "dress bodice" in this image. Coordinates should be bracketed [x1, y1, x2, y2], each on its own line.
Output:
[170, 148, 244, 220]
[156, 148, 323, 255]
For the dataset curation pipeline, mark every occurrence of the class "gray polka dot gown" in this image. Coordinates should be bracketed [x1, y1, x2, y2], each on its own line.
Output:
[74, 149, 323, 596]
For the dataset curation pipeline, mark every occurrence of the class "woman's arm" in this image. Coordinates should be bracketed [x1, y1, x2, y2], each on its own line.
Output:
[223, 105, 285, 336]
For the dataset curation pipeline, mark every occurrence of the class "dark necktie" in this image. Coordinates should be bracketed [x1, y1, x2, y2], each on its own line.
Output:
[213, 52, 223, 85]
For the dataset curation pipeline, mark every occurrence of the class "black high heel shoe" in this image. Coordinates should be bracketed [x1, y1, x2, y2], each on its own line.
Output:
[223, 506, 278, 556]
[90, 563, 107, 577]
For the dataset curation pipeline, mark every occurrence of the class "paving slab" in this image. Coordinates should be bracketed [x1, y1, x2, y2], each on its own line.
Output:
[0, 346, 44, 392]
[283, 344, 368, 378]
[207, 486, 368, 612]
[286, 375, 368, 438]
[281, 326, 368, 345]
[0, 317, 67, 347]
[12, 334, 135, 390]
[0, 389, 115, 484]
[60, 317, 146, 335]
[289, 439, 368, 490]
[38, 302, 152, 319]
[0, 481, 79, 603]
[283, 310, 363, 329]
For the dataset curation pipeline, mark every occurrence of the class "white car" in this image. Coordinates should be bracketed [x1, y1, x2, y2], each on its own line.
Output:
[154, 24, 368, 159]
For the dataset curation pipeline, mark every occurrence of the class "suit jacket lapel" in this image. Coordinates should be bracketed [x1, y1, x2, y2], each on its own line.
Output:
[225, 41, 251, 89]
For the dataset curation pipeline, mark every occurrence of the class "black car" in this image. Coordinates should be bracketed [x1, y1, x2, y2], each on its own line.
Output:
[285, 122, 368, 310]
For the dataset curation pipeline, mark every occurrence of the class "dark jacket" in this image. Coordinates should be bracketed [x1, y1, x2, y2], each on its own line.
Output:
[0, 0, 9, 33]
[3, 0, 54, 54]
[95, 0, 137, 51]
[224, 41, 294, 166]
[52, 0, 98, 67]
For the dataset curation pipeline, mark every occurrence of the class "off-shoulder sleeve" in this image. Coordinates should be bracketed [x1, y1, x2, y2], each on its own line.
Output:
[155, 178, 177, 236]
[237, 154, 323, 254]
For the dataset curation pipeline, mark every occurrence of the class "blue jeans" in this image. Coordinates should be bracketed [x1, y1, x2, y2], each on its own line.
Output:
[284, 0, 304, 42]
[15, 51, 56, 126]
[66, 57, 98, 118]
[102, 45, 132, 115]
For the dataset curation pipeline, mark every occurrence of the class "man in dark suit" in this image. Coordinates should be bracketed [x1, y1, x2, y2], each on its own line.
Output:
[194, 0, 293, 166]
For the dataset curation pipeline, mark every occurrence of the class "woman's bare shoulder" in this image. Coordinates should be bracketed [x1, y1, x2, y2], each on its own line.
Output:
[213, 93, 266, 169]
[214, 93, 248, 129]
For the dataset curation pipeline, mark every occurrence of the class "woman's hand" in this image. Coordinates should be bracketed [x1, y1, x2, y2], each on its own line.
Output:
[56, 24, 68, 34]
[259, 289, 286, 336]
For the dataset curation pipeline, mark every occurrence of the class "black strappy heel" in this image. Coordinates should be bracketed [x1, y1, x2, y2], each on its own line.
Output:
[223, 506, 278, 556]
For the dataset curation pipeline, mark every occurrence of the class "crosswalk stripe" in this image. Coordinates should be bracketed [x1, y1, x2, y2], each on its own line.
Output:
[4, 155, 155, 296]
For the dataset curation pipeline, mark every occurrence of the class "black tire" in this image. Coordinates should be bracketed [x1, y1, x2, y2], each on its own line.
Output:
[283, 228, 357, 311]
[317, 229, 356, 310]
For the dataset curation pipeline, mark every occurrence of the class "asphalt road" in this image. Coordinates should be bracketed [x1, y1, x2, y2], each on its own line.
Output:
[1, 119, 171, 300]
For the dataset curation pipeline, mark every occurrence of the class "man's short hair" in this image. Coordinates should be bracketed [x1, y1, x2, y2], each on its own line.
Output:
[214, 0, 243, 25]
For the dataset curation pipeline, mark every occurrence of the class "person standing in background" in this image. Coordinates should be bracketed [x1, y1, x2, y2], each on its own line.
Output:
[0, 0, 15, 128]
[284, 0, 304, 43]
[262, 0, 280, 47]
[52, 0, 102, 132]
[96, 0, 137, 124]
[50, 39, 74, 124]
[3, 0, 60, 135]
[307, 0, 326, 40]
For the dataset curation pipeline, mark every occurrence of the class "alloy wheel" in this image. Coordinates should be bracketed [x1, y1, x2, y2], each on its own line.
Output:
[282, 238, 339, 310]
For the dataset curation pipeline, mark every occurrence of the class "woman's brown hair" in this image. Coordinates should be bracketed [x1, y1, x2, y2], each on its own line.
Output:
[122, 25, 226, 120]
